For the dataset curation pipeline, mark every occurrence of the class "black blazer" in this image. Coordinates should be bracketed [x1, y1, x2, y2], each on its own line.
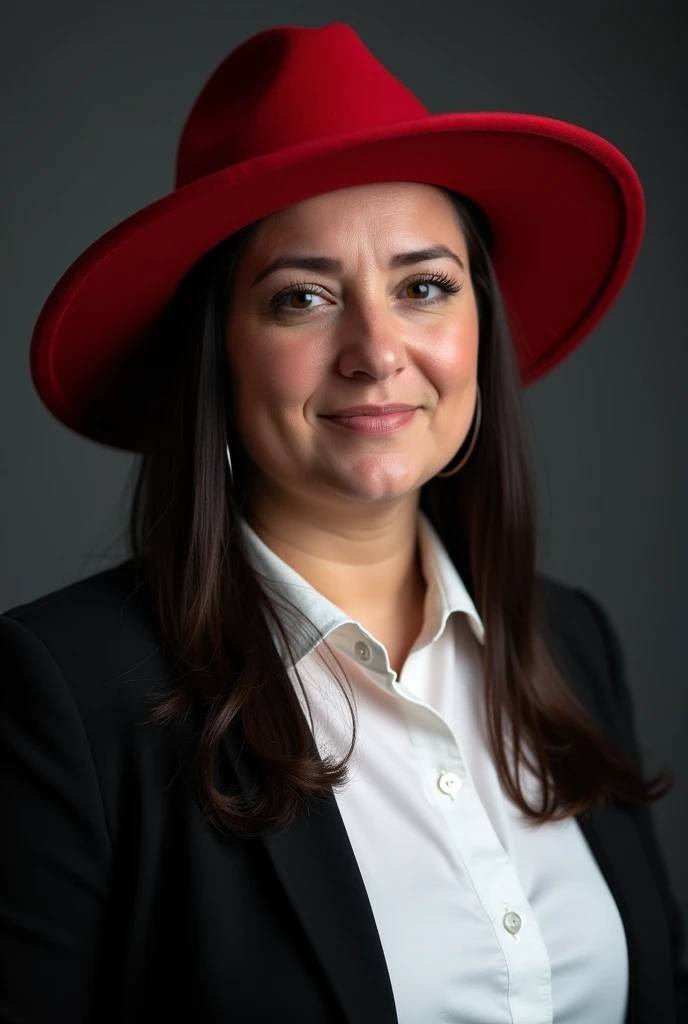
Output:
[1, 557, 686, 1024]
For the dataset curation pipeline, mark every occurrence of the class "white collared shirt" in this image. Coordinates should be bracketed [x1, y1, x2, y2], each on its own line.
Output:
[238, 509, 629, 1024]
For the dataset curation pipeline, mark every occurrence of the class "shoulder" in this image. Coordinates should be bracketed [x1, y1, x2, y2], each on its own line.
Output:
[535, 570, 613, 662]
[1, 557, 150, 628]
[0, 561, 195, 859]
[0, 558, 167, 737]
[534, 570, 621, 732]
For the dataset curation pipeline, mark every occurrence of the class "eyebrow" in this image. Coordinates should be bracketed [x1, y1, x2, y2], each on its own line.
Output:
[250, 244, 465, 287]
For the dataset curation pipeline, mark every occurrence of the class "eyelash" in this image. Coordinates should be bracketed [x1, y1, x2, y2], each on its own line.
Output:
[268, 270, 463, 317]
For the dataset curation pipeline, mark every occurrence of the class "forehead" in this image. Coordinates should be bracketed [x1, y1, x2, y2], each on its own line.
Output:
[243, 181, 466, 256]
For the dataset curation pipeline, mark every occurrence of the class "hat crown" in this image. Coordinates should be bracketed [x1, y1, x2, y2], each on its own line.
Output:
[175, 22, 429, 188]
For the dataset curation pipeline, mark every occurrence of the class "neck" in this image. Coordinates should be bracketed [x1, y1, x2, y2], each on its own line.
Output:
[244, 485, 425, 620]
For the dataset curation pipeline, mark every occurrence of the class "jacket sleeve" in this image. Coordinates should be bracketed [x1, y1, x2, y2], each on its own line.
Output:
[573, 588, 688, 1022]
[0, 614, 113, 1023]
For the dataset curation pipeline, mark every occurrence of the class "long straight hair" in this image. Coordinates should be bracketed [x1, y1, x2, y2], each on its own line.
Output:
[126, 186, 673, 840]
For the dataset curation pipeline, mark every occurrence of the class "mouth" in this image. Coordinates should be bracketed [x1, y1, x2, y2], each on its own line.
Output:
[321, 408, 418, 434]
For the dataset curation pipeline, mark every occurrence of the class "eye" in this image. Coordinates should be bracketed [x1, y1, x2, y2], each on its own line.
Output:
[270, 285, 329, 314]
[269, 270, 463, 317]
[403, 272, 462, 304]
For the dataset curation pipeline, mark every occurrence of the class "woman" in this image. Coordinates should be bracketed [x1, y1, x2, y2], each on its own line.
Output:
[1, 21, 686, 1024]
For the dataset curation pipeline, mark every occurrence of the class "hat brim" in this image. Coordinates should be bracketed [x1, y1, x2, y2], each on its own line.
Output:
[30, 111, 644, 451]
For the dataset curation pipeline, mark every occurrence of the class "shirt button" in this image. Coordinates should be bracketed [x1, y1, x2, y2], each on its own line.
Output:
[354, 640, 371, 662]
[437, 771, 462, 798]
[503, 911, 522, 935]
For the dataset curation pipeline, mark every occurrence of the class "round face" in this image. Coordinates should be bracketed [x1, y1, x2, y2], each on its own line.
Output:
[224, 181, 480, 520]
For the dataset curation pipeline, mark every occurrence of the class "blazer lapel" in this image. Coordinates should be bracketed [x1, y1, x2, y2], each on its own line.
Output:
[221, 717, 399, 1024]
[575, 799, 678, 1024]
[549, 588, 676, 1024]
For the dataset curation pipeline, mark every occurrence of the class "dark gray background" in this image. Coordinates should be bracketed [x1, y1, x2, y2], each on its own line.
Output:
[2, 0, 686, 947]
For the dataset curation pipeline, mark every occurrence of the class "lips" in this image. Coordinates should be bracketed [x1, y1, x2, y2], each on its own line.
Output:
[323, 405, 418, 417]
[322, 408, 418, 434]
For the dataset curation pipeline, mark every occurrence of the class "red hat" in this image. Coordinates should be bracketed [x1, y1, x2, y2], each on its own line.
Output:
[30, 21, 645, 452]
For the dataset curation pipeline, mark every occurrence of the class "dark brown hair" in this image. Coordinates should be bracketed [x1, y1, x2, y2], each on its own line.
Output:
[125, 186, 673, 840]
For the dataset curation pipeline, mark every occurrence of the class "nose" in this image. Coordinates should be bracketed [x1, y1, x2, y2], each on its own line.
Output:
[336, 304, 411, 381]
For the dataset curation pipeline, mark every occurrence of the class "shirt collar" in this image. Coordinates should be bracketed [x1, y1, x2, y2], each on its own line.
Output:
[237, 508, 485, 669]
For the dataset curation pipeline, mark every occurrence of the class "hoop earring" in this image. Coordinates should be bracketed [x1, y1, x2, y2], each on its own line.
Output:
[224, 383, 482, 488]
[435, 383, 482, 478]
[225, 441, 234, 489]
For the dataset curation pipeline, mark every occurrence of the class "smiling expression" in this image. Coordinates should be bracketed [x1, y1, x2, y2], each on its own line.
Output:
[224, 181, 480, 507]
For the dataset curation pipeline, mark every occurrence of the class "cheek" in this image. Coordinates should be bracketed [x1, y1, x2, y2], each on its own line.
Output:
[234, 338, 326, 416]
[261, 347, 324, 406]
[425, 312, 479, 392]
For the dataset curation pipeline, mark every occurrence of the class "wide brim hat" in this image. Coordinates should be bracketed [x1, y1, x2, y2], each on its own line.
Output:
[30, 21, 645, 453]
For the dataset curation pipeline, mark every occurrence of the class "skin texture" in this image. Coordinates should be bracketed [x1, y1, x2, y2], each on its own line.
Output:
[224, 182, 480, 672]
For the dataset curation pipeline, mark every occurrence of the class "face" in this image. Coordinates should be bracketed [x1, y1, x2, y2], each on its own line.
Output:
[224, 181, 480, 517]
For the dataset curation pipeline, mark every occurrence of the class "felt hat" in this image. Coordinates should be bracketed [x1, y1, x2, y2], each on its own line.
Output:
[30, 21, 645, 451]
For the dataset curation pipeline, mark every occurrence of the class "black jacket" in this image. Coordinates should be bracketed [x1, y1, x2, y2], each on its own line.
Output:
[1, 557, 686, 1023]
